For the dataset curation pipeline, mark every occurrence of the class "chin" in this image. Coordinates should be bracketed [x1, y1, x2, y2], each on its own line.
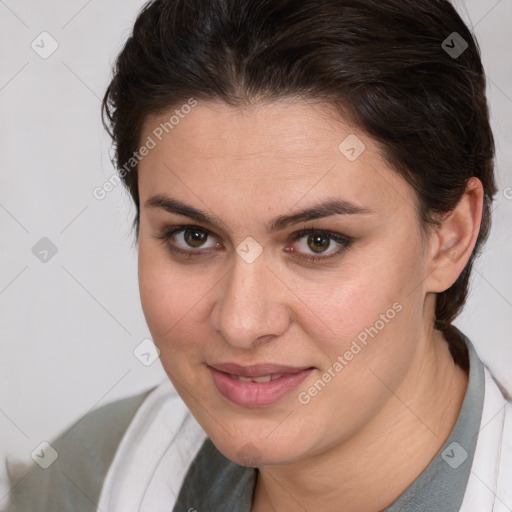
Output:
[209, 430, 304, 468]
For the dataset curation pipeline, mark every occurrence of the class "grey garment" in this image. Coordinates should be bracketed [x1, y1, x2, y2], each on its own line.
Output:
[4, 387, 153, 512]
[172, 336, 485, 512]
[171, 439, 257, 512]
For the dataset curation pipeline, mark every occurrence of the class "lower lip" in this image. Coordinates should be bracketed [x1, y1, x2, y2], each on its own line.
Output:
[209, 366, 314, 407]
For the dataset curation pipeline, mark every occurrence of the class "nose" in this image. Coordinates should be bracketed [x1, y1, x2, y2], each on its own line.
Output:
[210, 254, 291, 350]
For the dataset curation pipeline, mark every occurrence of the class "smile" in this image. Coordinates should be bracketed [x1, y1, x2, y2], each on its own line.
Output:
[208, 363, 314, 407]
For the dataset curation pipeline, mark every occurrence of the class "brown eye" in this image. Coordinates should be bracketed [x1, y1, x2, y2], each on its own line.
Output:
[183, 228, 209, 248]
[307, 233, 331, 253]
[288, 228, 352, 263]
[154, 225, 219, 255]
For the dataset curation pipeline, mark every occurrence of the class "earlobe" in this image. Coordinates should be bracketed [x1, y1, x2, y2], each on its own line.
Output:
[426, 177, 484, 293]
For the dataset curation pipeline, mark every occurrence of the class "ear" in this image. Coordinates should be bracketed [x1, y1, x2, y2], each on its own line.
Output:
[425, 177, 484, 293]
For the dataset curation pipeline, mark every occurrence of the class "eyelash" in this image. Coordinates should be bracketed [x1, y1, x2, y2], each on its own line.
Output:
[153, 225, 352, 263]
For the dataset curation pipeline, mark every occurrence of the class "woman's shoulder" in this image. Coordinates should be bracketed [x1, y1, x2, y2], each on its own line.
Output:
[3, 385, 157, 512]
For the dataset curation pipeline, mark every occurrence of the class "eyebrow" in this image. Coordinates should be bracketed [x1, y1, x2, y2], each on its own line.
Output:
[145, 194, 373, 233]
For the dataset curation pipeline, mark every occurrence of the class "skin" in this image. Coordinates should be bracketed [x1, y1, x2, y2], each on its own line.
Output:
[136, 99, 483, 512]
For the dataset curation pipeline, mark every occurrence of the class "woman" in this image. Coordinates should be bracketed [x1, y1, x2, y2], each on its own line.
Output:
[6, 0, 511, 511]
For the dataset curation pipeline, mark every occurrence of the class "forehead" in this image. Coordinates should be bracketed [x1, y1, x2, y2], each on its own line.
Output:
[138, 99, 417, 219]
[142, 99, 367, 163]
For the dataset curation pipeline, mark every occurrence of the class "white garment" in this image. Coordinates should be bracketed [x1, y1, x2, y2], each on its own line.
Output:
[98, 380, 206, 512]
[459, 368, 512, 512]
[98, 368, 512, 512]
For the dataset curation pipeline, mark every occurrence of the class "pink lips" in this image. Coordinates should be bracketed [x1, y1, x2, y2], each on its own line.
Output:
[208, 362, 314, 407]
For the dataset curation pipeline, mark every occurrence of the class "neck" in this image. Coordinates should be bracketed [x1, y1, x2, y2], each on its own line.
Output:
[251, 330, 469, 512]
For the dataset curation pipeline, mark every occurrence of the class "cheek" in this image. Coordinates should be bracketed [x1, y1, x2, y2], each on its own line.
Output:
[138, 243, 211, 350]
[314, 251, 412, 326]
[304, 238, 426, 366]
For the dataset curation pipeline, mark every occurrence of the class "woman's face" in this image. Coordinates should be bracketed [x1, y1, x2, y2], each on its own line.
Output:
[137, 99, 433, 466]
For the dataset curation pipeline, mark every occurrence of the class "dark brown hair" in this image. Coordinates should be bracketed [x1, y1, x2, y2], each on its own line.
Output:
[102, 0, 496, 368]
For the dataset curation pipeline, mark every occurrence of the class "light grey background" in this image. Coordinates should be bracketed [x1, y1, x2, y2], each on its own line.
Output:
[0, 0, 511, 506]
